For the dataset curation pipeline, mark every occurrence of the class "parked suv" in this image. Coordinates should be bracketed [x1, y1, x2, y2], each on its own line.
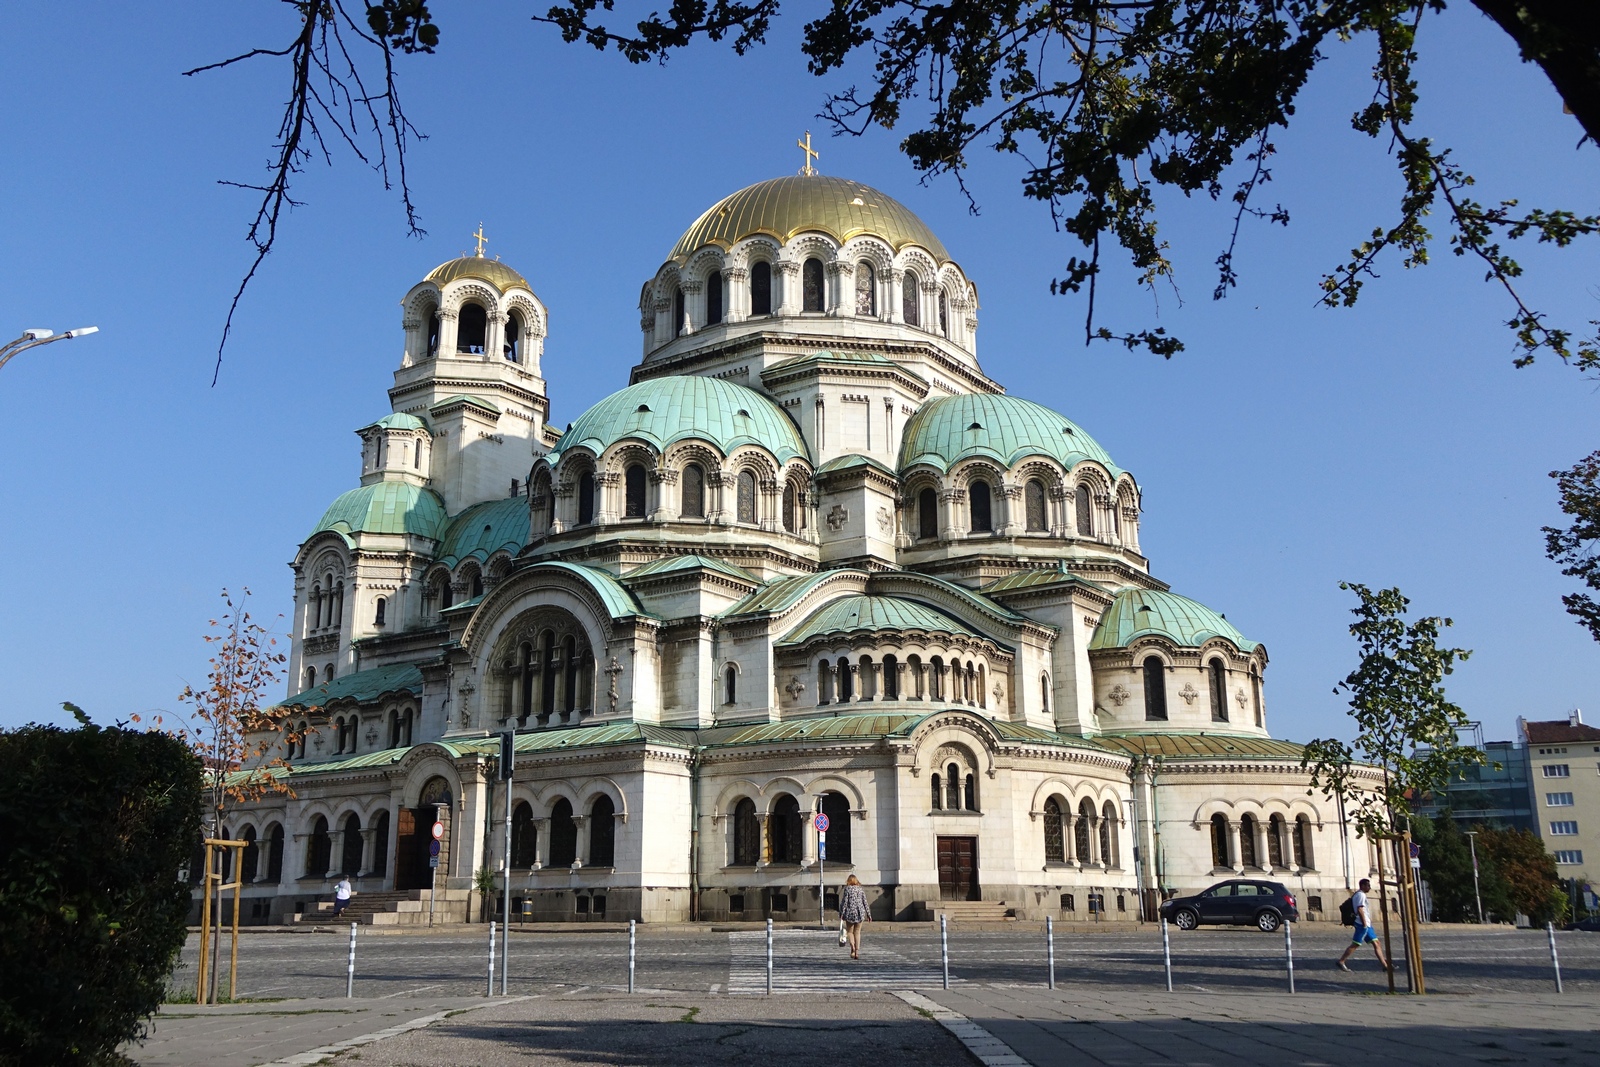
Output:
[1160, 879, 1299, 932]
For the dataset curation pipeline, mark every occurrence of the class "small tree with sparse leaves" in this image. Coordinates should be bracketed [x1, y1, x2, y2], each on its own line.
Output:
[1302, 583, 1482, 843]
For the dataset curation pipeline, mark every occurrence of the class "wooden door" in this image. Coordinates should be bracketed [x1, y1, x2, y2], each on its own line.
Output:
[937, 836, 979, 901]
[396, 807, 439, 891]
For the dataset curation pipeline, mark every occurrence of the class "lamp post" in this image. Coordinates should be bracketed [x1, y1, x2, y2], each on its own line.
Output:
[1465, 830, 1484, 923]
[0, 326, 99, 373]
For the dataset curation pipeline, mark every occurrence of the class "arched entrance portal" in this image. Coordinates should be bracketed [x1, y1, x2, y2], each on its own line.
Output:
[395, 775, 453, 891]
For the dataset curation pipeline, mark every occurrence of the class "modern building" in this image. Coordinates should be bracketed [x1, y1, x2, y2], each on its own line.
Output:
[1521, 712, 1600, 878]
[221, 166, 1377, 926]
[1414, 726, 1535, 832]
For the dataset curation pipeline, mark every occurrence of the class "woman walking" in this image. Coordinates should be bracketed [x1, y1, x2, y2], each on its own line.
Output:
[839, 874, 871, 959]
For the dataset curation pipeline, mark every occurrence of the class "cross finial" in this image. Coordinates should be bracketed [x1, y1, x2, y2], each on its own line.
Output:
[472, 223, 488, 257]
[797, 131, 819, 176]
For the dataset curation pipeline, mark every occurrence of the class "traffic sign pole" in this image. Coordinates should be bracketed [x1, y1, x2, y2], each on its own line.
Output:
[814, 811, 831, 930]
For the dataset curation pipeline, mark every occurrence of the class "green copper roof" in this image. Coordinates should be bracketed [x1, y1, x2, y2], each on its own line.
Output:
[723, 573, 834, 617]
[526, 561, 650, 620]
[310, 481, 448, 541]
[1089, 588, 1257, 652]
[816, 454, 899, 479]
[779, 594, 981, 646]
[432, 394, 500, 415]
[436, 497, 530, 569]
[278, 663, 423, 709]
[983, 565, 1095, 593]
[899, 393, 1123, 477]
[547, 376, 809, 466]
[363, 412, 428, 432]
[624, 554, 758, 584]
[1091, 732, 1302, 759]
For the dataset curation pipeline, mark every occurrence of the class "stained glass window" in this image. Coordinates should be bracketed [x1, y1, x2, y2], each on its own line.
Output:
[803, 258, 825, 312]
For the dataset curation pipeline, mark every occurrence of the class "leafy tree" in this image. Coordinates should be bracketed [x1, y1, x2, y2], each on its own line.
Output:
[1477, 825, 1566, 926]
[1302, 582, 1480, 843]
[1543, 449, 1600, 644]
[193, 1, 1599, 377]
[1416, 811, 1477, 922]
[0, 708, 202, 1066]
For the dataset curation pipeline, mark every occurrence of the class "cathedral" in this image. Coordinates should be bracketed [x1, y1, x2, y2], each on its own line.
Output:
[227, 162, 1364, 926]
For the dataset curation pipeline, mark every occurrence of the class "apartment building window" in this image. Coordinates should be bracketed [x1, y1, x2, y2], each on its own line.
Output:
[1546, 792, 1575, 807]
[1556, 850, 1585, 865]
[1543, 764, 1571, 778]
[1538, 747, 1569, 755]
[1550, 821, 1579, 836]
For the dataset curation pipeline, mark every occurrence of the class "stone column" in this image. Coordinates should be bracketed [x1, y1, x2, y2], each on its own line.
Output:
[486, 311, 505, 362]
[827, 260, 854, 317]
[939, 488, 963, 541]
[326, 830, 344, 878]
[1063, 814, 1077, 865]
[653, 297, 672, 347]
[776, 261, 801, 315]
[998, 483, 1023, 537]
[894, 661, 908, 701]
[358, 829, 377, 877]
[1255, 820, 1272, 872]
[649, 468, 679, 521]
[595, 470, 621, 525]
[707, 471, 729, 525]
[1227, 821, 1243, 872]
[533, 818, 550, 869]
[888, 269, 905, 324]
[437, 308, 459, 357]
[846, 663, 861, 702]
[680, 279, 702, 334]
[867, 660, 882, 701]
[570, 815, 588, 869]
[757, 813, 772, 868]
[724, 266, 749, 322]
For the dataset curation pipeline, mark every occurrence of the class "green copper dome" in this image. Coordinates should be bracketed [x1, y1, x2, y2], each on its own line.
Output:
[1089, 589, 1257, 652]
[899, 394, 1123, 477]
[436, 496, 530, 568]
[311, 481, 448, 541]
[362, 412, 428, 432]
[779, 594, 979, 646]
[549, 376, 810, 466]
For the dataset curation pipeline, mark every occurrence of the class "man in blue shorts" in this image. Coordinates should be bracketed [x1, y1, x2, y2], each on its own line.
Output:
[1337, 878, 1392, 972]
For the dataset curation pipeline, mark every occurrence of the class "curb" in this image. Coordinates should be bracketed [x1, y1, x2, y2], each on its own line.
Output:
[254, 997, 525, 1066]
[893, 990, 1031, 1067]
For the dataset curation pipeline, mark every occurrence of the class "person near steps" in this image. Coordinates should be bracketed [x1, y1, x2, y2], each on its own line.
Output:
[839, 874, 871, 959]
[1337, 878, 1391, 973]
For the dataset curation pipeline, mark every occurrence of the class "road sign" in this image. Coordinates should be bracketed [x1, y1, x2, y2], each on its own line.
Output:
[814, 813, 830, 833]
[429, 856, 439, 868]
[1410, 842, 1421, 859]
[499, 731, 515, 781]
[429, 840, 441, 857]
[431, 822, 444, 841]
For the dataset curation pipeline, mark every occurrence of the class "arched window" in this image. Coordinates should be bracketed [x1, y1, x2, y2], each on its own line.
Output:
[1250, 667, 1263, 727]
[589, 795, 616, 867]
[414, 440, 422, 468]
[1101, 801, 1118, 867]
[736, 470, 757, 524]
[624, 463, 647, 518]
[882, 654, 899, 699]
[1075, 484, 1093, 536]
[340, 812, 363, 875]
[838, 657, 854, 701]
[938, 290, 949, 336]
[563, 634, 579, 713]
[549, 799, 577, 867]
[1211, 813, 1229, 868]
[723, 664, 737, 705]
[306, 666, 317, 692]
[307, 816, 331, 878]
[856, 262, 875, 315]
[311, 583, 322, 630]
[240, 826, 259, 883]
[968, 481, 992, 533]
[1239, 814, 1258, 868]
[902, 271, 920, 325]
[782, 482, 798, 533]
[577, 472, 596, 525]
[918, 488, 938, 540]
[930, 656, 944, 701]
[1043, 798, 1065, 863]
[1208, 659, 1229, 723]
[930, 772, 942, 810]
[471, 572, 484, 598]
[374, 597, 387, 626]
[706, 270, 723, 325]
[751, 261, 772, 315]
[335, 581, 345, 625]
[964, 773, 977, 811]
[458, 303, 487, 353]
[733, 798, 760, 866]
[504, 311, 523, 362]
[1041, 672, 1051, 714]
[802, 257, 825, 312]
[266, 824, 285, 883]
[681, 463, 705, 518]
[1076, 799, 1094, 861]
[673, 287, 685, 337]
[946, 763, 962, 811]
[439, 580, 453, 611]
[821, 791, 852, 864]
[372, 810, 389, 881]
[1025, 478, 1047, 532]
[1268, 814, 1286, 868]
[1143, 657, 1168, 720]
[1293, 815, 1313, 869]
[426, 311, 440, 356]
[770, 794, 802, 865]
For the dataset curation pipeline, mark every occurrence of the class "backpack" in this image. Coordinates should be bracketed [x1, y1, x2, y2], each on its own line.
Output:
[1338, 897, 1356, 927]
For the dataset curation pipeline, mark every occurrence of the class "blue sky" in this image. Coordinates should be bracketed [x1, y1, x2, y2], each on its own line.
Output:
[1, 2, 1595, 745]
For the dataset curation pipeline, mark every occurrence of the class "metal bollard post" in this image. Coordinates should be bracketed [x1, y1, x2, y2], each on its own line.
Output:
[1046, 916, 1056, 990]
[501, 918, 509, 997]
[1161, 917, 1173, 992]
[1284, 921, 1295, 994]
[346, 923, 357, 999]
[487, 920, 497, 997]
[941, 913, 950, 990]
[628, 919, 637, 994]
[1547, 922, 1564, 993]
[765, 918, 774, 996]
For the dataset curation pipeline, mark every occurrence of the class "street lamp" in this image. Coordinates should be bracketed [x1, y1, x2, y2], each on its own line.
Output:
[0, 326, 99, 373]
[1465, 830, 1484, 923]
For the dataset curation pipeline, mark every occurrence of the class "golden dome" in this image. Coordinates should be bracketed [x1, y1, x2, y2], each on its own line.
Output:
[423, 255, 531, 292]
[669, 175, 951, 263]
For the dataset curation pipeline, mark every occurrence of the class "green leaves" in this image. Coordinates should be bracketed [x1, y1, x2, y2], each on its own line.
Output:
[1543, 449, 1600, 644]
[1302, 582, 1479, 841]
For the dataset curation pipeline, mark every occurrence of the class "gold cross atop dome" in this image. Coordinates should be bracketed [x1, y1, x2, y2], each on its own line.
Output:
[472, 223, 488, 257]
[797, 131, 819, 176]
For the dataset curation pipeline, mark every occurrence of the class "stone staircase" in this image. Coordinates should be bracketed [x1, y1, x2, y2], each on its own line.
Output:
[918, 899, 1015, 923]
[296, 888, 472, 926]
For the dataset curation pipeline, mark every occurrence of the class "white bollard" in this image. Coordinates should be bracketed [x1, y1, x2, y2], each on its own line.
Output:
[1046, 916, 1056, 990]
[765, 918, 774, 996]
[629, 919, 637, 994]
[1547, 921, 1564, 993]
[1284, 921, 1295, 994]
[346, 923, 357, 998]
[1161, 917, 1173, 992]
[941, 913, 950, 990]
[487, 920, 497, 997]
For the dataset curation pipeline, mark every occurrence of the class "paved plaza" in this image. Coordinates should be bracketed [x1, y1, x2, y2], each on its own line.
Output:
[132, 923, 1600, 1066]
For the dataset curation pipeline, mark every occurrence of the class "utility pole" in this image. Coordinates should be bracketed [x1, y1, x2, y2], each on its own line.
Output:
[0, 326, 98, 372]
[1465, 831, 1484, 923]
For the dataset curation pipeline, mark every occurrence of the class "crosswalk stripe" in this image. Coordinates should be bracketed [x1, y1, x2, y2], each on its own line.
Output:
[726, 930, 954, 994]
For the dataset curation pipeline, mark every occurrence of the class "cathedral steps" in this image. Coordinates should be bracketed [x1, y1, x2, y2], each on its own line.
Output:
[299, 889, 473, 926]
[917, 900, 1015, 923]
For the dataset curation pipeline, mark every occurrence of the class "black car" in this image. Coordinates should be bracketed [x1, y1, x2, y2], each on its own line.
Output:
[1569, 916, 1600, 932]
[1159, 879, 1299, 932]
